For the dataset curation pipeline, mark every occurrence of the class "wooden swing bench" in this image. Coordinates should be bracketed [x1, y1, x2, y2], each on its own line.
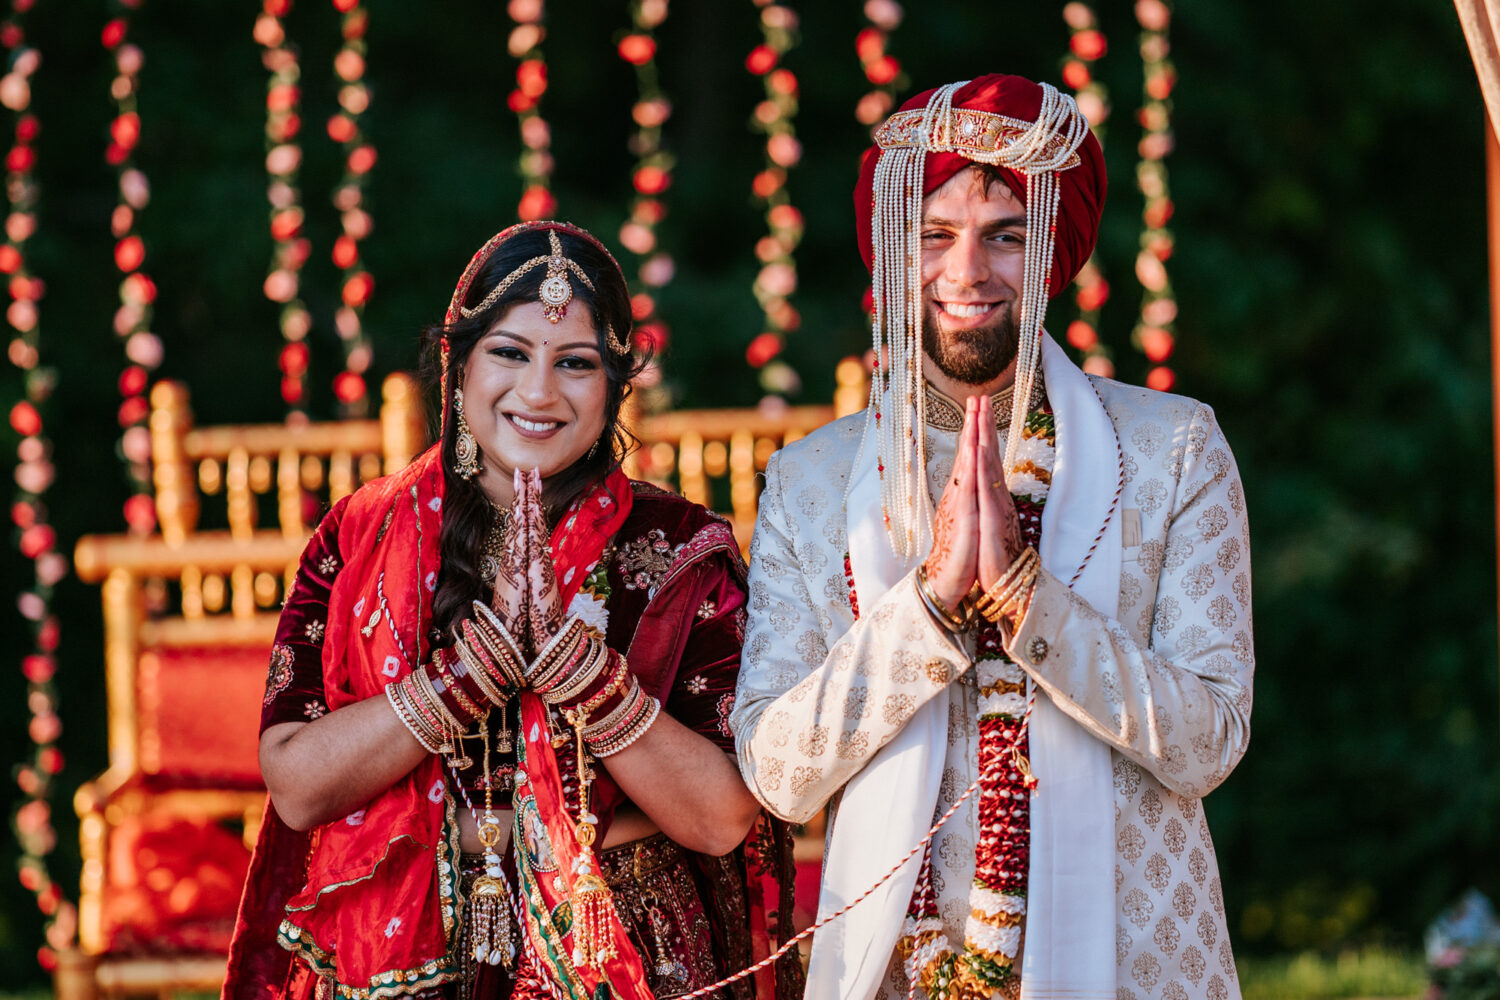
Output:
[59, 360, 865, 999]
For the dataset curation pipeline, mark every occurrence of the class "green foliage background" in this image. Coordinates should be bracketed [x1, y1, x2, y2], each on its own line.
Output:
[1, 0, 1496, 984]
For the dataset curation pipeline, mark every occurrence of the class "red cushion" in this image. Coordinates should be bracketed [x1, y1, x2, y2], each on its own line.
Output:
[137, 645, 268, 788]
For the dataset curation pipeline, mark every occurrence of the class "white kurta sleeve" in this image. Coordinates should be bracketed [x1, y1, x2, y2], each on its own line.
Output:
[730, 451, 972, 823]
[1008, 403, 1253, 797]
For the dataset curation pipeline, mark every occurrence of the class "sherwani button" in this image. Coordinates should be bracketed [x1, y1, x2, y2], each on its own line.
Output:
[1026, 636, 1049, 663]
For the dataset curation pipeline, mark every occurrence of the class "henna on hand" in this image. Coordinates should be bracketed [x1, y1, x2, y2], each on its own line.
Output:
[923, 395, 981, 609]
[976, 394, 1025, 588]
[524, 467, 565, 650]
[491, 467, 532, 650]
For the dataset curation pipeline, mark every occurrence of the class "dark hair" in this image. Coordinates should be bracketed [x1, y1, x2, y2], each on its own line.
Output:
[420, 225, 651, 641]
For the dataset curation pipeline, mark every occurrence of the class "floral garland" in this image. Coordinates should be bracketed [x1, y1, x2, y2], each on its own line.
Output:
[616, 0, 673, 412]
[4, 0, 77, 972]
[254, 0, 312, 415]
[1133, 0, 1177, 392]
[507, 0, 556, 221]
[853, 0, 904, 131]
[1059, 2, 1115, 380]
[104, 0, 158, 534]
[897, 406, 1057, 1000]
[744, 1, 802, 399]
[329, 0, 375, 415]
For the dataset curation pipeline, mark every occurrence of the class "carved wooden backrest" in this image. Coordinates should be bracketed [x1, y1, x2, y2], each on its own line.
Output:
[626, 357, 868, 546]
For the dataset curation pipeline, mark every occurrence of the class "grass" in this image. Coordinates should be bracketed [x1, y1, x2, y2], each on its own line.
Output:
[1239, 947, 1430, 1000]
[0, 954, 1431, 1000]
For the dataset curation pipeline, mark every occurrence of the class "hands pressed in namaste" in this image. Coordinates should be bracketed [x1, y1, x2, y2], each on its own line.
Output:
[922, 393, 1026, 610]
[490, 467, 564, 658]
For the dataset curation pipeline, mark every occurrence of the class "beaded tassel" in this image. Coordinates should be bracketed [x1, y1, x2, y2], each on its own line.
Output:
[569, 723, 619, 971]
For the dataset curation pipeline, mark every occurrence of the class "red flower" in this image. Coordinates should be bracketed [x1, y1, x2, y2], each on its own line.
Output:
[117, 395, 149, 427]
[341, 271, 374, 307]
[118, 365, 147, 396]
[745, 332, 782, 368]
[101, 18, 127, 49]
[865, 56, 899, 86]
[0, 245, 21, 273]
[326, 113, 357, 143]
[1069, 29, 1107, 61]
[507, 89, 536, 114]
[332, 0, 360, 12]
[333, 371, 366, 403]
[745, 44, 777, 75]
[516, 59, 548, 98]
[346, 144, 377, 175]
[632, 165, 670, 195]
[114, 235, 145, 273]
[1061, 60, 1091, 91]
[6, 145, 34, 172]
[633, 322, 667, 352]
[855, 28, 884, 63]
[1066, 319, 1098, 350]
[1138, 326, 1174, 362]
[16, 115, 39, 143]
[332, 234, 358, 269]
[617, 34, 656, 66]
[123, 494, 156, 533]
[270, 208, 304, 241]
[280, 341, 309, 377]
[1145, 365, 1175, 392]
[517, 185, 556, 221]
[19, 523, 54, 558]
[9, 399, 40, 436]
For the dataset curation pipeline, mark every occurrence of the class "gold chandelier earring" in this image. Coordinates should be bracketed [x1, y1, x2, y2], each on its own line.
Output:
[453, 379, 480, 481]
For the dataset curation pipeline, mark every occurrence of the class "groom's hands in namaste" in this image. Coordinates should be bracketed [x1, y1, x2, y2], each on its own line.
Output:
[923, 393, 1025, 610]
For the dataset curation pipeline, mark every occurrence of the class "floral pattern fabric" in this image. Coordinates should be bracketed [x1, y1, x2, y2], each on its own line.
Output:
[731, 377, 1254, 1000]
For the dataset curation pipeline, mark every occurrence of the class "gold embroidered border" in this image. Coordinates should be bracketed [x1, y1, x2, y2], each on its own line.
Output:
[875, 107, 1084, 170]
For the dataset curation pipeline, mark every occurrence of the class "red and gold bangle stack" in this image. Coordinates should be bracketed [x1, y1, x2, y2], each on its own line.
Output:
[526, 615, 659, 758]
[974, 546, 1041, 631]
[459, 604, 528, 689]
[387, 652, 464, 755]
[580, 681, 659, 758]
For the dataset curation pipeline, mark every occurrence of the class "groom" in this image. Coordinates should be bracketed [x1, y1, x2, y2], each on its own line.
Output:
[731, 73, 1254, 1000]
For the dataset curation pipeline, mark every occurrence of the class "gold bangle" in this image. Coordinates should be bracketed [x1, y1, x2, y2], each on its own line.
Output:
[386, 682, 442, 753]
[979, 559, 1040, 625]
[915, 565, 969, 631]
[454, 638, 509, 708]
[529, 618, 587, 691]
[467, 601, 528, 688]
[975, 547, 1039, 620]
[544, 635, 607, 705]
[434, 649, 485, 719]
[571, 654, 630, 722]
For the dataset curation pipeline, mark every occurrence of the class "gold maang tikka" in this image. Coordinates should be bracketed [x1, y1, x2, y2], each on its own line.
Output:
[460, 230, 632, 355]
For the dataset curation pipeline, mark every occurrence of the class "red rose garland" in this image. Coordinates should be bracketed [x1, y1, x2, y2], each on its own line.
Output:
[104, 0, 158, 534]
[1134, 0, 1177, 392]
[616, 0, 673, 369]
[745, 1, 803, 400]
[853, 0, 904, 131]
[1060, 2, 1116, 379]
[329, 0, 374, 415]
[507, 0, 556, 221]
[254, 0, 313, 415]
[3, 0, 78, 972]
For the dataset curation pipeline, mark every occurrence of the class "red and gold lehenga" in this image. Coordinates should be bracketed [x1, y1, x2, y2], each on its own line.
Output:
[223, 447, 803, 1000]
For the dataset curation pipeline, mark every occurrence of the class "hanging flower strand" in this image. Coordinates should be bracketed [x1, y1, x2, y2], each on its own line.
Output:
[103, 0, 158, 535]
[745, 1, 803, 400]
[616, 0, 674, 370]
[254, 0, 313, 417]
[853, 0, 904, 132]
[1059, 2, 1114, 378]
[506, 0, 555, 221]
[1133, 0, 1177, 392]
[329, 0, 374, 416]
[3, 0, 77, 973]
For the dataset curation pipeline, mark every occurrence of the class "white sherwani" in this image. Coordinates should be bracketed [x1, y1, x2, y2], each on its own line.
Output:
[730, 376, 1253, 1000]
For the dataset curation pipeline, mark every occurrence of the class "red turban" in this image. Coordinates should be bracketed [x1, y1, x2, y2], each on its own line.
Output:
[853, 73, 1107, 299]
